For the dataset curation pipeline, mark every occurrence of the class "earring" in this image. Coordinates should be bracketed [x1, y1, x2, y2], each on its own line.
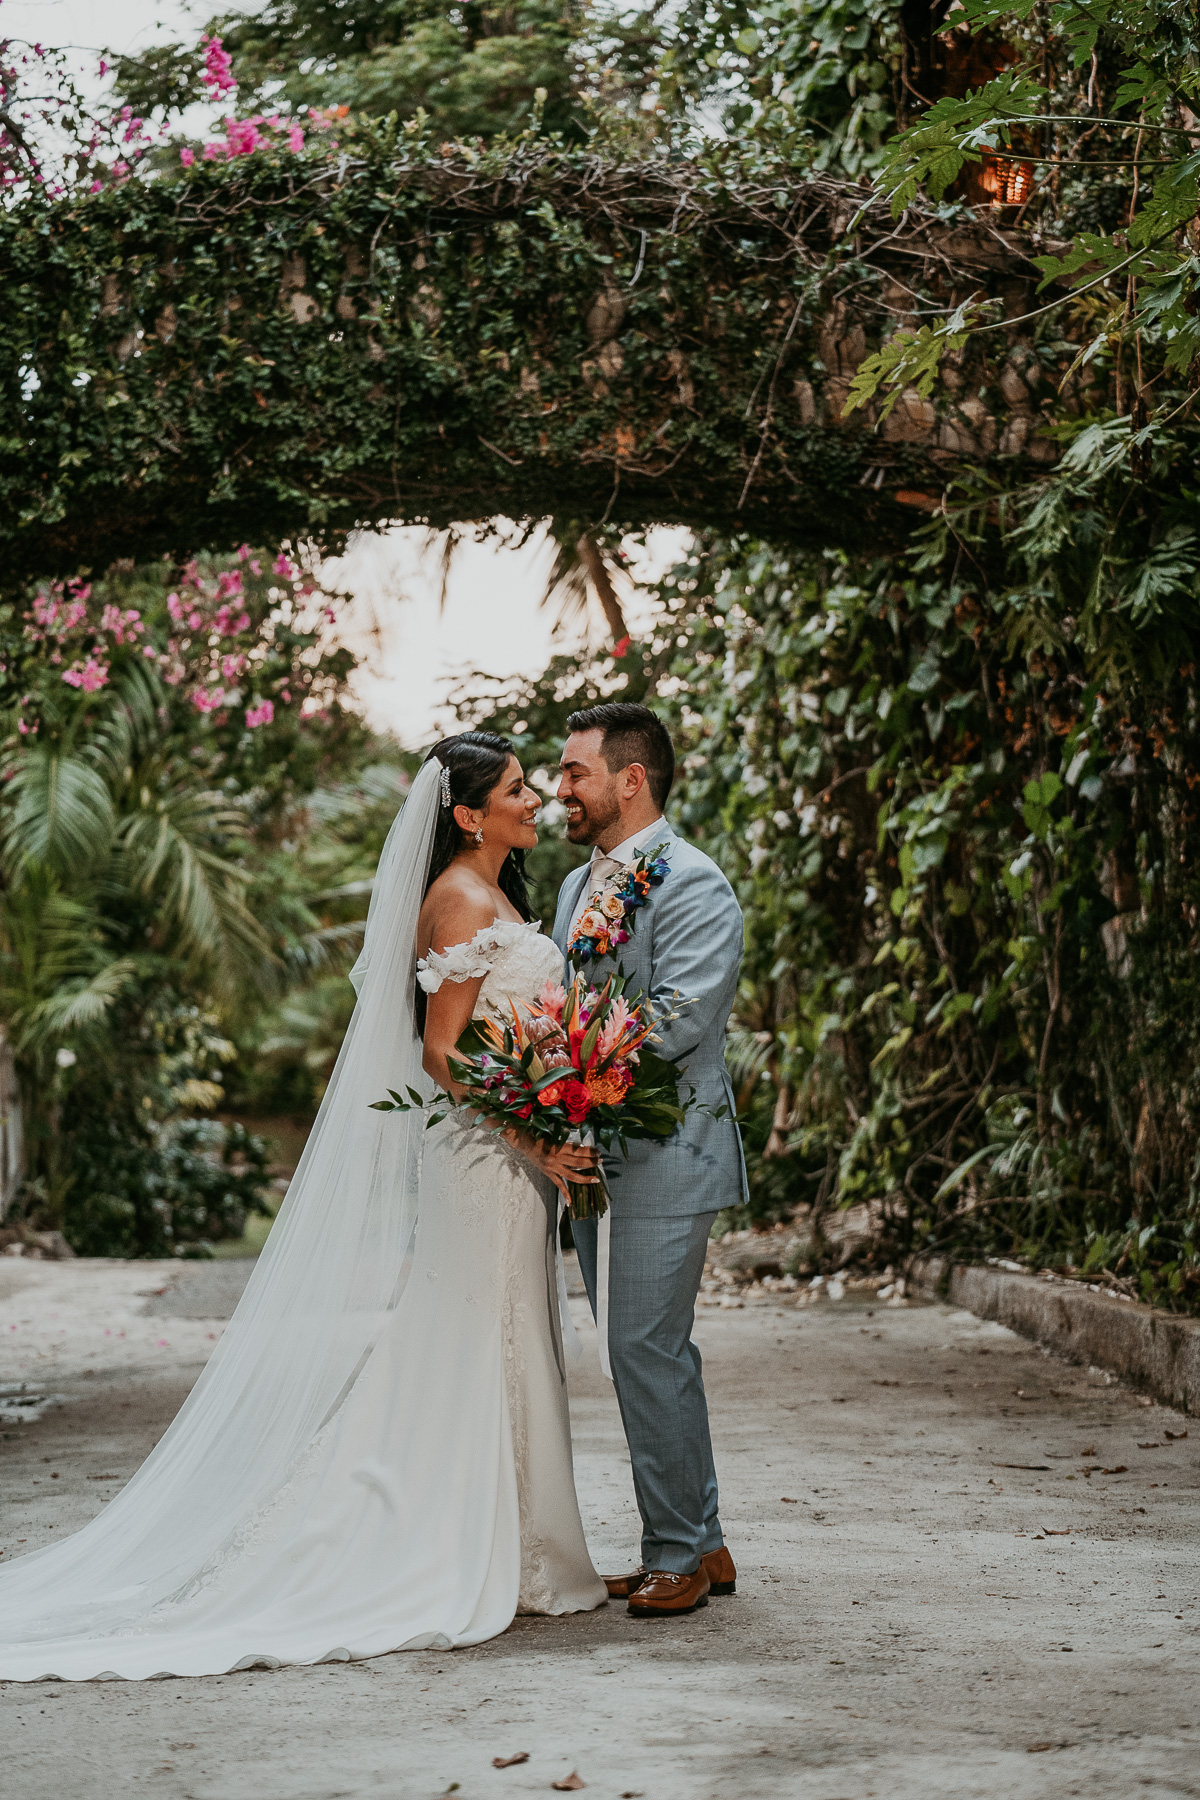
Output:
[474, 827, 484, 846]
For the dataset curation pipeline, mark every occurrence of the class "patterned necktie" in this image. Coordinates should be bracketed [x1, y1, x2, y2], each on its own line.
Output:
[588, 853, 623, 892]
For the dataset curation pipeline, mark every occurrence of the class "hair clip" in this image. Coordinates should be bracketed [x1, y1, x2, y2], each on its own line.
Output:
[438, 763, 453, 809]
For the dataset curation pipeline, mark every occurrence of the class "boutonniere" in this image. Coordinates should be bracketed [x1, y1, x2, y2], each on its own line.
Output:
[568, 842, 671, 967]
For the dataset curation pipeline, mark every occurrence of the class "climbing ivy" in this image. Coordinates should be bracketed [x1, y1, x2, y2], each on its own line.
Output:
[1, 119, 1105, 585]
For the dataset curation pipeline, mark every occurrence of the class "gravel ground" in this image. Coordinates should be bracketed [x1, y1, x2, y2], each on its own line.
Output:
[1, 1254, 1198, 1800]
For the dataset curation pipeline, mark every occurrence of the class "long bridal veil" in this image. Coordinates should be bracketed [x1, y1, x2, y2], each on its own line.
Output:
[0, 758, 441, 1673]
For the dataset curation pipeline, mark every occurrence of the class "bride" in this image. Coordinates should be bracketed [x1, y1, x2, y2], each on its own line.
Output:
[0, 733, 607, 1681]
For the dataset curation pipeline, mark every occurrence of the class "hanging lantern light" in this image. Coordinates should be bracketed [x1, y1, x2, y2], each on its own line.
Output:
[981, 152, 1034, 208]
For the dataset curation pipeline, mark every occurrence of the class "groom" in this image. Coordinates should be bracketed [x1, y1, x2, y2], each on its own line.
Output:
[552, 702, 746, 1617]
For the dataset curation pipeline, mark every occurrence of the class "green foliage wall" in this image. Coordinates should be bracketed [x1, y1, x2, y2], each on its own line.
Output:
[471, 477, 1200, 1313]
[3, 129, 1078, 584]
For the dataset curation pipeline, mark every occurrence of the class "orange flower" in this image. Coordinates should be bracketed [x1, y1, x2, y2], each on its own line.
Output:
[585, 1065, 633, 1107]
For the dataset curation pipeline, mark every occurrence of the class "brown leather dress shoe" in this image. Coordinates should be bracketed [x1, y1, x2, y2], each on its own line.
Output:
[627, 1567, 711, 1616]
[603, 1567, 647, 1599]
[701, 1546, 737, 1595]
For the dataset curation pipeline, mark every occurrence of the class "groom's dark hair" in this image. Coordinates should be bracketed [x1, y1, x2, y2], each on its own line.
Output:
[565, 702, 675, 810]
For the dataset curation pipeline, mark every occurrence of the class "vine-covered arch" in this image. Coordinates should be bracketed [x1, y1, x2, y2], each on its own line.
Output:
[4, 137, 1075, 582]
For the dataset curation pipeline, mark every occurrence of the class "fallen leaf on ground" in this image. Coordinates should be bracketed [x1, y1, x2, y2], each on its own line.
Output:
[1079, 1446, 1096, 1456]
[1165, 1428, 1188, 1440]
[1137, 1442, 1161, 1449]
[1027, 1743, 1055, 1753]
[1042, 1528, 1071, 1536]
[1102, 1465, 1128, 1474]
[552, 1775, 586, 1791]
[781, 1496, 798, 1503]
[493, 1753, 530, 1768]
[993, 1462, 1050, 1471]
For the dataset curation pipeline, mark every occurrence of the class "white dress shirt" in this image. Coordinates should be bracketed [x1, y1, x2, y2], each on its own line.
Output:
[568, 817, 666, 936]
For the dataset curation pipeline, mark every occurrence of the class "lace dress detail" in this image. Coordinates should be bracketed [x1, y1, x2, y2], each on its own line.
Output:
[418, 918, 549, 1009]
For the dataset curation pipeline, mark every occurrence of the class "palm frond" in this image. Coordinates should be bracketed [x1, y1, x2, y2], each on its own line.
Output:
[1, 748, 115, 875]
[541, 524, 628, 641]
[116, 761, 269, 971]
[281, 919, 367, 978]
[33, 957, 140, 1036]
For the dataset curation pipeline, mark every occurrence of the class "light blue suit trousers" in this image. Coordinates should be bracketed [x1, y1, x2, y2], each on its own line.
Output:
[571, 1209, 723, 1574]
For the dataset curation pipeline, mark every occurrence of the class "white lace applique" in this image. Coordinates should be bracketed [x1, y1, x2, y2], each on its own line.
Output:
[416, 919, 541, 994]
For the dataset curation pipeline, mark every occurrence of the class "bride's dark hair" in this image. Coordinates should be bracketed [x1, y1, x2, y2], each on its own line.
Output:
[417, 732, 534, 1034]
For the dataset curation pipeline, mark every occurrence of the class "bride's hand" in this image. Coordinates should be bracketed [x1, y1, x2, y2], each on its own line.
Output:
[522, 1136, 600, 1200]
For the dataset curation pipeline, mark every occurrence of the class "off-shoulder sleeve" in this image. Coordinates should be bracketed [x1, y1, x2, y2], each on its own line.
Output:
[416, 920, 535, 994]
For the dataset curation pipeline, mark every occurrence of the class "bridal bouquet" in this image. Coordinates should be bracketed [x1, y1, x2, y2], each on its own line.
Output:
[372, 973, 693, 1218]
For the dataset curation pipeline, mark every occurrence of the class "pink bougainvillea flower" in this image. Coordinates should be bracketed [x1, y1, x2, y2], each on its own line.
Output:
[216, 569, 243, 598]
[273, 553, 296, 579]
[287, 124, 305, 153]
[191, 687, 225, 713]
[180, 147, 195, 167]
[203, 141, 225, 161]
[244, 699, 274, 729]
[226, 116, 267, 157]
[201, 35, 237, 99]
[62, 658, 109, 693]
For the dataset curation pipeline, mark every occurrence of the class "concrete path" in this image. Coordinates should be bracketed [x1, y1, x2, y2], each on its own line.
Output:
[1, 1256, 1198, 1800]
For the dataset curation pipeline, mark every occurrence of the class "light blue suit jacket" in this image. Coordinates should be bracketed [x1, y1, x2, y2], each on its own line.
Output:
[552, 824, 748, 1219]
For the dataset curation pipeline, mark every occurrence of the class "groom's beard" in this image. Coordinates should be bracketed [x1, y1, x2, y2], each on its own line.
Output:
[564, 791, 621, 845]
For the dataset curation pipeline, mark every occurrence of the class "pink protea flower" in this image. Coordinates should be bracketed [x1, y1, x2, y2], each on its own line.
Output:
[245, 699, 274, 729]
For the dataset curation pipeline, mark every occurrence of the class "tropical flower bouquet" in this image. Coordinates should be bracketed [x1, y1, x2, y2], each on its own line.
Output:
[372, 972, 694, 1218]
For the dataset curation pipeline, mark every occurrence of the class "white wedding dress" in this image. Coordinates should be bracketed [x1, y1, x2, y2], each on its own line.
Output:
[0, 764, 604, 1682]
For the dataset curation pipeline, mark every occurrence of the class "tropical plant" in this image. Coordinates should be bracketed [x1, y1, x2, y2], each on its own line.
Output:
[0, 551, 365, 1251]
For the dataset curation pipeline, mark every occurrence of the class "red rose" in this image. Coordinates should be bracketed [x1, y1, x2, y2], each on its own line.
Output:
[560, 1079, 593, 1124]
[515, 1102, 534, 1120]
